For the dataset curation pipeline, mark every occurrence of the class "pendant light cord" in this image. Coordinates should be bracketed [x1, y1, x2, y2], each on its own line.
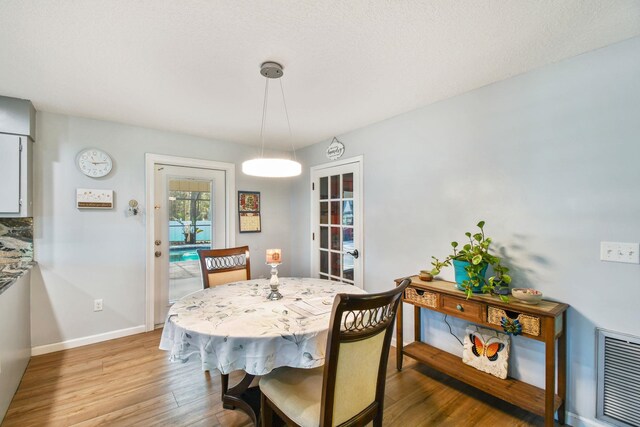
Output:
[279, 78, 297, 161]
[259, 77, 270, 158]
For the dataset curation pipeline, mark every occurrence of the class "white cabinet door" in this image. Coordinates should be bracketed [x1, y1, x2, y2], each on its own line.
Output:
[0, 135, 21, 214]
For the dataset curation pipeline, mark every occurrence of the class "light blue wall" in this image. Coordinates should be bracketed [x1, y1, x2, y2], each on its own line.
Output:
[290, 36, 640, 425]
[32, 112, 295, 347]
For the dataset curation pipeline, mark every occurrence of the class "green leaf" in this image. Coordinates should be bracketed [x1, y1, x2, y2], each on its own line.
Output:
[451, 241, 458, 248]
[465, 232, 471, 238]
[477, 220, 485, 229]
[473, 233, 482, 242]
[431, 268, 440, 275]
[471, 255, 482, 265]
[502, 274, 512, 284]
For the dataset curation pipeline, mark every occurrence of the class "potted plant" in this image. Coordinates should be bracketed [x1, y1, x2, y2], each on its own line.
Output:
[430, 221, 511, 300]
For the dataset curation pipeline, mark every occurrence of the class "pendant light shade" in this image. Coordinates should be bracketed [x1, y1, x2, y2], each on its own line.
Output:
[243, 61, 302, 178]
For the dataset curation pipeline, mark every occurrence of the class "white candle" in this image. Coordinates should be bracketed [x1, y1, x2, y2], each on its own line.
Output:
[266, 249, 282, 264]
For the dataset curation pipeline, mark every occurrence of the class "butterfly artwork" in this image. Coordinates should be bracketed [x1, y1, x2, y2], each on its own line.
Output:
[462, 326, 510, 379]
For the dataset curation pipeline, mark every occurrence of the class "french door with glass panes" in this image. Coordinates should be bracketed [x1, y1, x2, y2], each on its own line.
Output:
[311, 158, 363, 288]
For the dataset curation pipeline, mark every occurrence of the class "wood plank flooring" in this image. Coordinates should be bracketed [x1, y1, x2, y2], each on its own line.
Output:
[2, 329, 555, 426]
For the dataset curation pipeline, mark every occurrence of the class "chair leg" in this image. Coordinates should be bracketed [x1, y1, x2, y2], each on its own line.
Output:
[221, 373, 229, 395]
[261, 392, 273, 427]
[373, 411, 383, 427]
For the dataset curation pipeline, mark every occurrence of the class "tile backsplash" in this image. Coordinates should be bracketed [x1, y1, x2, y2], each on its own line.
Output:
[0, 218, 33, 265]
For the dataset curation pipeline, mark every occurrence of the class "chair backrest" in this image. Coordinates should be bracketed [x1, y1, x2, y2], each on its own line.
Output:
[197, 246, 251, 288]
[319, 278, 411, 427]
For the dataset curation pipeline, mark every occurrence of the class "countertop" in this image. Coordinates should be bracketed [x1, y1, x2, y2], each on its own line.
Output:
[0, 261, 35, 296]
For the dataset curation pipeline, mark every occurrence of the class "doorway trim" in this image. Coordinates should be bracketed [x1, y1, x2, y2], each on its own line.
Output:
[145, 153, 236, 331]
[309, 155, 364, 287]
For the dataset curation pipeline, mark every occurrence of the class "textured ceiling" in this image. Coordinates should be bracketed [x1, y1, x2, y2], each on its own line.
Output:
[0, 1, 639, 150]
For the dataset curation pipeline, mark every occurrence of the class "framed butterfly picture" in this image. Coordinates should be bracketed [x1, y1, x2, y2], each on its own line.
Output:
[462, 325, 511, 379]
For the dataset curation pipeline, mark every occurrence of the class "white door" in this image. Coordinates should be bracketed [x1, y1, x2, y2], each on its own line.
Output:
[153, 164, 226, 325]
[311, 158, 363, 288]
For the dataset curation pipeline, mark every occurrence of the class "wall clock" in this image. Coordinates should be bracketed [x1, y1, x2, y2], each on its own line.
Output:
[77, 148, 113, 178]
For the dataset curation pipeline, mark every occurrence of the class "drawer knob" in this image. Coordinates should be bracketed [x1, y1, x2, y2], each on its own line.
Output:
[456, 304, 464, 312]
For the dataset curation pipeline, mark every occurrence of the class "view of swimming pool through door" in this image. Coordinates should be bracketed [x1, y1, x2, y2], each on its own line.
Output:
[154, 164, 227, 325]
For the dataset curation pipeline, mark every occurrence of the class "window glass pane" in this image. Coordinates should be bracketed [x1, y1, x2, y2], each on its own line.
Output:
[342, 200, 353, 226]
[343, 254, 354, 281]
[331, 227, 340, 251]
[320, 202, 328, 224]
[330, 251, 341, 277]
[320, 226, 328, 249]
[320, 251, 328, 275]
[342, 173, 353, 198]
[168, 179, 212, 302]
[319, 177, 328, 200]
[330, 175, 340, 199]
[330, 201, 340, 224]
[342, 227, 353, 252]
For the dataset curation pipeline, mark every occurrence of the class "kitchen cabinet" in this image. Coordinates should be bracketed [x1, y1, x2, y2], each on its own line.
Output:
[0, 270, 31, 423]
[0, 134, 33, 217]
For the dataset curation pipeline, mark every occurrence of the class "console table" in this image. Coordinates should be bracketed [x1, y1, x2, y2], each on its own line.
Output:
[395, 276, 568, 427]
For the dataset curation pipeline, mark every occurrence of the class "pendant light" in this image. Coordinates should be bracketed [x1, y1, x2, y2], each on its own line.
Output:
[242, 62, 302, 178]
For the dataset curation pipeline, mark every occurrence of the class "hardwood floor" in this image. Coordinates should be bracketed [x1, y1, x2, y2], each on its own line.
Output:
[3, 329, 553, 426]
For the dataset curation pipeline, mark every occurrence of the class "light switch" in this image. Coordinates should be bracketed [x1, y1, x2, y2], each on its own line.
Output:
[600, 242, 640, 264]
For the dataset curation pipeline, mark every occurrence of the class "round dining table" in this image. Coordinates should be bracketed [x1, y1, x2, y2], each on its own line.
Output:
[159, 277, 365, 425]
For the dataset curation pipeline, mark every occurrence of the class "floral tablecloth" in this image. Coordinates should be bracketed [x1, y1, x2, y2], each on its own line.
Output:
[159, 277, 365, 375]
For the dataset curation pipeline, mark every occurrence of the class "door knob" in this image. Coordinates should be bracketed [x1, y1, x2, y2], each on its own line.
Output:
[155, 240, 161, 246]
[346, 249, 359, 259]
[155, 251, 162, 257]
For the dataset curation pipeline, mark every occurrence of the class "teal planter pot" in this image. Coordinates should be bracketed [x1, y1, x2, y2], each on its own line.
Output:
[453, 259, 488, 293]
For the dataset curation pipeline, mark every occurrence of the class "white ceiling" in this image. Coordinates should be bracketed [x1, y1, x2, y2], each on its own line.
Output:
[1, 1, 639, 150]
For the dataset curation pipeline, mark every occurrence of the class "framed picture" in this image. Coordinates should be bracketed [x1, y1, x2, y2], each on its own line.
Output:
[238, 191, 261, 233]
[76, 188, 114, 209]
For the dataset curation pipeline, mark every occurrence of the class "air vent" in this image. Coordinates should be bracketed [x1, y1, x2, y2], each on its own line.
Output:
[597, 329, 640, 427]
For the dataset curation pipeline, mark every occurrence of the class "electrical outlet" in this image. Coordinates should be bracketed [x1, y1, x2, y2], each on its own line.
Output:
[600, 242, 640, 264]
[94, 299, 103, 312]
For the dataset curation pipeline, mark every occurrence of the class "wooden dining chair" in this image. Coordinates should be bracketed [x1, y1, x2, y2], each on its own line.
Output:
[259, 278, 411, 427]
[196, 245, 251, 400]
[197, 246, 251, 288]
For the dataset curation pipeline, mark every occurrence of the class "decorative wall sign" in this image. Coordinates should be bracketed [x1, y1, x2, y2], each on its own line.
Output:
[462, 325, 510, 379]
[238, 191, 261, 233]
[76, 188, 114, 209]
[326, 137, 345, 160]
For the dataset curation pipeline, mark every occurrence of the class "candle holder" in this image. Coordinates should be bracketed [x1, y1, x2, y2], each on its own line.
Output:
[266, 262, 283, 300]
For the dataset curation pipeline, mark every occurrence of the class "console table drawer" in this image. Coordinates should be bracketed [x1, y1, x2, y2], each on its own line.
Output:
[487, 306, 541, 337]
[441, 296, 484, 322]
[404, 287, 438, 308]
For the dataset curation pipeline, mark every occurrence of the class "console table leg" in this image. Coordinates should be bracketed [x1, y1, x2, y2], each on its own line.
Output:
[544, 317, 556, 427]
[558, 312, 567, 425]
[396, 300, 404, 371]
[414, 305, 421, 342]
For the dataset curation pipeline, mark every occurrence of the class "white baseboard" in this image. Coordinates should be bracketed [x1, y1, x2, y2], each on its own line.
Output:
[31, 325, 147, 356]
[567, 412, 607, 427]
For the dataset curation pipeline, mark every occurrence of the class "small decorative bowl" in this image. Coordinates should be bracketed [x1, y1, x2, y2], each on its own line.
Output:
[511, 288, 543, 305]
[418, 270, 433, 282]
